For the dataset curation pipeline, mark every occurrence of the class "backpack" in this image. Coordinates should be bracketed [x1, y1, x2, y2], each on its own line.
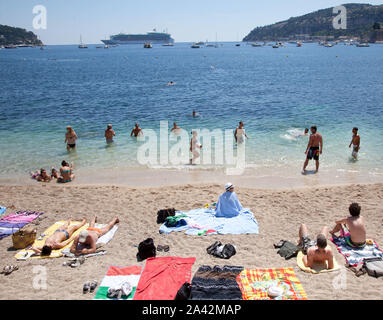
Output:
[137, 238, 156, 261]
[206, 241, 236, 259]
[363, 257, 383, 278]
[156, 208, 176, 224]
[174, 282, 191, 300]
[275, 240, 299, 260]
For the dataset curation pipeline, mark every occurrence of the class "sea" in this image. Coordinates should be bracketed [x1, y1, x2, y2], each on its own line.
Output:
[0, 42, 382, 187]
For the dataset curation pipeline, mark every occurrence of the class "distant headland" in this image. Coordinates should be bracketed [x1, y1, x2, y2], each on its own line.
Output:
[0, 24, 43, 47]
[244, 3, 383, 43]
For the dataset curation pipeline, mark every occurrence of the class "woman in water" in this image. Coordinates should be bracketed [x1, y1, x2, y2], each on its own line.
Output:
[65, 126, 78, 151]
[58, 161, 75, 183]
[234, 121, 249, 144]
[189, 131, 202, 165]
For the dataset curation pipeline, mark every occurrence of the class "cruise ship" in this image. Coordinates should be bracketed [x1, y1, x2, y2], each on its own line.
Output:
[101, 30, 174, 45]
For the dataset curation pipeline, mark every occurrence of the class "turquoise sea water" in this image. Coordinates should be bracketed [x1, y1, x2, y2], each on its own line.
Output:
[0, 42, 382, 181]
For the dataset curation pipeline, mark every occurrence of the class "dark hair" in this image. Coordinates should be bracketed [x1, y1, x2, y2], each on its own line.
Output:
[311, 126, 317, 132]
[353, 127, 358, 132]
[61, 160, 68, 166]
[316, 234, 327, 249]
[349, 202, 361, 217]
[41, 245, 52, 256]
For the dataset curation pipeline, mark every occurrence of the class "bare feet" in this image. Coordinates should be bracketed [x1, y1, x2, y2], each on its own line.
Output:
[115, 216, 119, 224]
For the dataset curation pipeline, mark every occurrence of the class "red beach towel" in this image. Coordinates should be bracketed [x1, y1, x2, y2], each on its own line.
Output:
[134, 257, 196, 300]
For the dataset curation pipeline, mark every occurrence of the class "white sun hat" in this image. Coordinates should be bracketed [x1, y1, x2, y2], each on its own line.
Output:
[225, 182, 233, 191]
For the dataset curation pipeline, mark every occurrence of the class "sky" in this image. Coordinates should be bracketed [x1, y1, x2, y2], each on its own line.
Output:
[0, 0, 382, 44]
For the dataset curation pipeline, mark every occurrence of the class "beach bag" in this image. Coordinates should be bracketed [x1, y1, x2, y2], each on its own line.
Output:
[156, 208, 176, 224]
[276, 240, 299, 260]
[137, 238, 156, 261]
[174, 282, 191, 300]
[221, 244, 236, 259]
[363, 257, 383, 278]
[12, 226, 37, 249]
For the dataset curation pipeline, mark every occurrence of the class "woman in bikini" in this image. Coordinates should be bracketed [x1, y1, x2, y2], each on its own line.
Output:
[65, 126, 78, 151]
[58, 161, 75, 183]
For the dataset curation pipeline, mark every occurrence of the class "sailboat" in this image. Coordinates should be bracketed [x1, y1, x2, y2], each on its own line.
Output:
[78, 35, 88, 49]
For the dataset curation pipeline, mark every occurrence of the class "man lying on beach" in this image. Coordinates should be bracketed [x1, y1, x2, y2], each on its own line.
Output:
[105, 124, 116, 143]
[131, 123, 143, 137]
[298, 224, 334, 269]
[215, 183, 243, 218]
[349, 127, 360, 160]
[303, 126, 323, 173]
[32, 218, 87, 256]
[70, 216, 119, 256]
[330, 202, 366, 248]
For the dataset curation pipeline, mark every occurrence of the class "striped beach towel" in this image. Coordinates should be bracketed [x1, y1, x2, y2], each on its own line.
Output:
[94, 266, 142, 300]
[0, 211, 43, 240]
[236, 268, 307, 300]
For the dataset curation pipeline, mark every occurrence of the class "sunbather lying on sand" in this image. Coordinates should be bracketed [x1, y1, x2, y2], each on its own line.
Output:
[32, 218, 87, 256]
[330, 202, 366, 248]
[298, 224, 334, 269]
[70, 216, 119, 256]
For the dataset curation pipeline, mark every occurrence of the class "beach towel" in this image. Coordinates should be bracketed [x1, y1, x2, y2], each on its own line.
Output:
[236, 268, 307, 300]
[0, 211, 43, 240]
[297, 251, 340, 274]
[0, 206, 6, 217]
[93, 266, 142, 300]
[190, 265, 244, 300]
[159, 207, 258, 235]
[331, 234, 383, 266]
[215, 191, 243, 218]
[134, 257, 196, 300]
[15, 222, 118, 260]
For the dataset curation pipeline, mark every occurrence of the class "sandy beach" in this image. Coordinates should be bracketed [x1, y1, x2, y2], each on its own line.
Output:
[0, 181, 382, 300]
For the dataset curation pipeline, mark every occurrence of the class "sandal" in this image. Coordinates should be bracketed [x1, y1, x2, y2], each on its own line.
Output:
[2, 265, 19, 275]
[83, 281, 90, 294]
[163, 245, 170, 252]
[90, 280, 98, 293]
[157, 245, 164, 252]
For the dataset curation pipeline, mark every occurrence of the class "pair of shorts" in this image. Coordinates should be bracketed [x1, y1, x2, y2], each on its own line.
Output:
[307, 147, 320, 160]
[301, 235, 316, 255]
[55, 229, 69, 240]
[67, 143, 76, 148]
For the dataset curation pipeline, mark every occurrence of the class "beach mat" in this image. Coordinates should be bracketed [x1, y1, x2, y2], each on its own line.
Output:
[297, 250, 340, 274]
[0, 211, 43, 240]
[93, 266, 142, 300]
[236, 268, 307, 300]
[190, 265, 244, 300]
[134, 257, 196, 300]
[331, 234, 383, 267]
[14, 220, 87, 259]
[159, 208, 259, 235]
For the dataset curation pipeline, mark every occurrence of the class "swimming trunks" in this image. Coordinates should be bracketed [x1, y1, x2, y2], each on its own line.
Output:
[307, 147, 320, 160]
[301, 235, 316, 255]
[67, 143, 76, 148]
[55, 229, 70, 240]
[345, 236, 366, 248]
[352, 145, 358, 158]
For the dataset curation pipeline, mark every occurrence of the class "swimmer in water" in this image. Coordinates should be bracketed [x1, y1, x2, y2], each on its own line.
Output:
[170, 122, 182, 133]
[131, 123, 143, 137]
[167, 81, 175, 86]
[105, 124, 116, 144]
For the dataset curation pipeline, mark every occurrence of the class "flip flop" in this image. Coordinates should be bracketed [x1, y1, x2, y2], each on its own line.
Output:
[83, 281, 90, 294]
[90, 280, 98, 293]
[163, 245, 170, 252]
[157, 245, 164, 252]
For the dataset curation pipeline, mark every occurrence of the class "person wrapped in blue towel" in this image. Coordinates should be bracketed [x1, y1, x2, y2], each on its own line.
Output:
[215, 183, 243, 218]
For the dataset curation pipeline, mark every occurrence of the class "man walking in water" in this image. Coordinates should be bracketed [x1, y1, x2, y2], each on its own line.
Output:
[105, 124, 116, 144]
[303, 126, 323, 173]
[349, 127, 360, 160]
[131, 123, 143, 137]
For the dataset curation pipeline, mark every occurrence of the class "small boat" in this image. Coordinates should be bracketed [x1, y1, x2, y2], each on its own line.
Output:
[104, 45, 109, 49]
[324, 43, 333, 47]
[272, 43, 280, 48]
[96, 46, 103, 48]
[191, 43, 200, 48]
[162, 43, 174, 47]
[297, 42, 302, 47]
[144, 43, 152, 48]
[251, 43, 262, 47]
[235, 43, 241, 47]
[78, 35, 88, 48]
[356, 42, 369, 47]
[195, 41, 204, 45]
[4, 45, 17, 49]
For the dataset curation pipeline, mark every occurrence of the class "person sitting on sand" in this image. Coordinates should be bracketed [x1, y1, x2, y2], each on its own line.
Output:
[215, 183, 243, 218]
[65, 126, 78, 151]
[51, 168, 59, 179]
[131, 123, 143, 137]
[105, 124, 116, 144]
[58, 160, 75, 183]
[70, 216, 119, 256]
[36, 168, 51, 182]
[298, 224, 334, 269]
[32, 218, 87, 256]
[330, 202, 366, 248]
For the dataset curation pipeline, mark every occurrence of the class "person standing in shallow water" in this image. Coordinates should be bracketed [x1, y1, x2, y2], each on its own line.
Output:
[65, 126, 78, 151]
[131, 123, 143, 137]
[105, 124, 116, 144]
[349, 127, 360, 160]
[303, 126, 323, 173]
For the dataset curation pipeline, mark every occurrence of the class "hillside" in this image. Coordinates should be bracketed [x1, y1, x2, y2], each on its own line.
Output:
[244, 3, 383, 41]
[0, 24, 43, 46]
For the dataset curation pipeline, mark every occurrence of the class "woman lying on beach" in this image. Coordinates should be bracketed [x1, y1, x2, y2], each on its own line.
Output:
[58, 161, 75, 183]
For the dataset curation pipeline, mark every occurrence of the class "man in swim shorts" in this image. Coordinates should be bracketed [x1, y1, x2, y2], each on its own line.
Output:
[297, 224, 334, 269]
[330, 202, 366, 248]
[303, 126, 323, 173]
[105, 124, 116, 143]
[32, 218, 87, 256]
[70, 216, 119, 256]
[131, 123, 143, 137]
[349, 127, 360, 160]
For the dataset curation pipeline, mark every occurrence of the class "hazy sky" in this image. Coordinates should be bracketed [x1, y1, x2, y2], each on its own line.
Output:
[0, 1, 382, 44]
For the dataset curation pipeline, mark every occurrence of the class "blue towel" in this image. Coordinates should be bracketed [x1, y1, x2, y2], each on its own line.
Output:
[0, 206, 6, 217]
[159, 207, 259, 235]
[215, 191, 243, 218]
